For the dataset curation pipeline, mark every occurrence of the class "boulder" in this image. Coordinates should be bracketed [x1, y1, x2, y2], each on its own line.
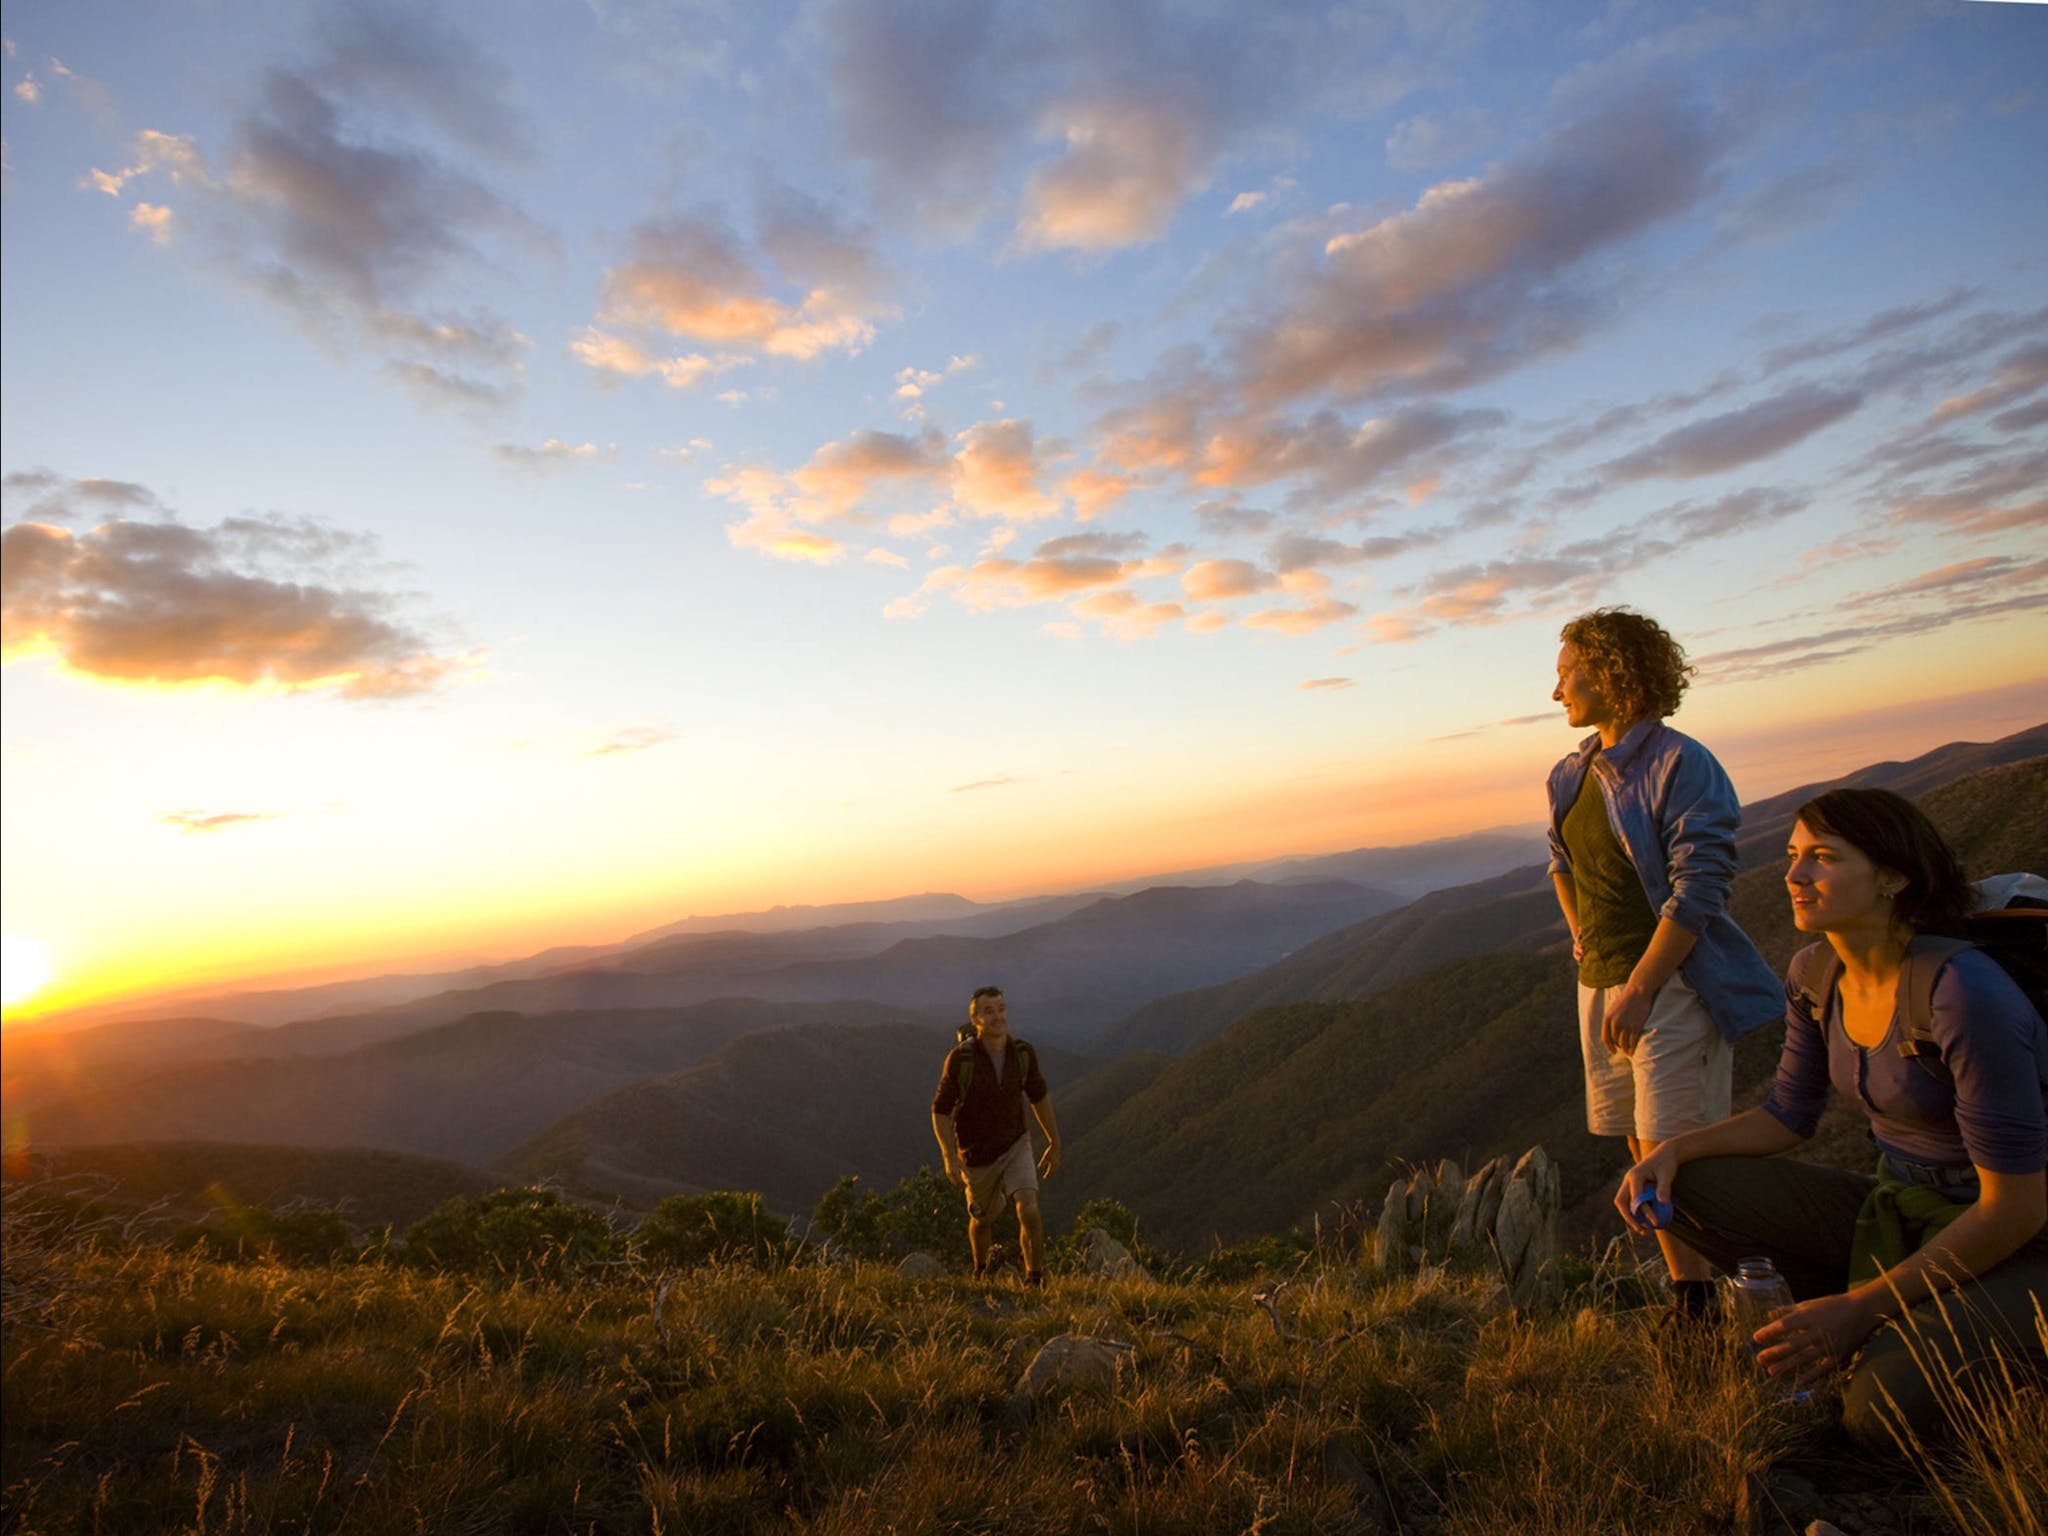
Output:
[1015, 1334, 1130, 1400]
[1080, 1227, 1150, 1282]
[895, 1251, 945, 1279]
[1373, 1178, 1409, 1270]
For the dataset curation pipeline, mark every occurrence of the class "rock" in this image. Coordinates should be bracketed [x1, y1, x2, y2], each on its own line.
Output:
[1015, 1334, 1130, 1401]
[1805, 1523, 1850, 1536]
[1374, 1179, 1409, 1270]
[895, 1251, 945, 1279]
[1501, 1147, 1560, 1307]
[1493, 1172, 1537, 1281]
[1080, 1227, 1150, 1282]
[1449, 1156, 1502, 1257]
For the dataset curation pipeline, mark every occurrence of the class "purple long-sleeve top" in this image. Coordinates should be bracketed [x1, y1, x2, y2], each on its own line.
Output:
[1763, 946, 2048, 1177]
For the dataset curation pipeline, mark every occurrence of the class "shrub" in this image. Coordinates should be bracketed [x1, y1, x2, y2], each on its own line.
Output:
[1048, 1197, 1164, 1275]
[636, 1192, 793, 1270]
[810, 1167, 971, 1270]
[403, 1186, 617, 1279]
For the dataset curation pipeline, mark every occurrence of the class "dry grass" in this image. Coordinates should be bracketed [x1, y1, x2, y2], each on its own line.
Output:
[4, 1190, 2040, 1535]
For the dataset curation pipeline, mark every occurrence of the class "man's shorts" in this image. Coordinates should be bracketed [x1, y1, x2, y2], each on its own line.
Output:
[963, 1135, 1038, 1218]
[1578, 971, 1731, 1142]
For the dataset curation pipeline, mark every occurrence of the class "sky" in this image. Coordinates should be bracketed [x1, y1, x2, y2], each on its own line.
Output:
[2, 0, 2045, 1021]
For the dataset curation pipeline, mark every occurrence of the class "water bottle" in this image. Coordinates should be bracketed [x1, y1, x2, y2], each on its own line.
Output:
[1727, 1258, 1795, 1352]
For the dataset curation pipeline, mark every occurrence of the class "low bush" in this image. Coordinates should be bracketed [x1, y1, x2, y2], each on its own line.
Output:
[403, 1186, 617, 1280]
[636, 1191, 794, 1270]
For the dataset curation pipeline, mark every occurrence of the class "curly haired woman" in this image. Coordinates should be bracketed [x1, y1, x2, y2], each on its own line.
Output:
[1546, 608, 1781, 1326]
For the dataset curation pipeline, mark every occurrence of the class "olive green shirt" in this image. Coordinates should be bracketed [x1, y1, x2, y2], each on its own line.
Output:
[1561, 767, 1658, 988]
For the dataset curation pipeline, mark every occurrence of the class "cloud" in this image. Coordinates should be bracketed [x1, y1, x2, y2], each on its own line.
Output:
[1600, 385, 1862, 482]
[1061, 466, 1141, 521]
[591, 207, 891, 367]
[953, 419, 1060, 521]
[1432, 711, 1557, 741]
[794, 427, 948, 515]
[586, 726, 678, 758]
[1927, 342, 2048, 424]
[1193, 402, 1504, 500]
[3, 474, 161, 522]
[1068, 586, 1185, 640]
[1229, 89, 1728, 407]
[1717, 162, 1860, 244]
[1757, 286, 1976, 375]
[1363, 487, 1806, 642]
[1841, 556, 2048, 611]
[1384, 106, 1494, 172]
[1183, 558, 1276, 601]
[952, 774, 1019, 793]
[570, 328, 742, 390]
[1883, 446, 2048, 536]
[1990, 400, 2048, 435]
[1299, 676, 1353, 691]
[1693, 594, 2048, 686]
[2, 500, 463, 698]
[1227, 190, 1266, 215]
[307, 2, 528, 159]
[1240, 596, 1357, 635]
[155, 809, 281, 834]
[492, 439, 618, 470]
[92, 21, 540, 406]
[130, 202, 174, 243]
[1017, 95, 1212, 250]
[656, 439, 714, 463]
[819, 0, 1406, 244]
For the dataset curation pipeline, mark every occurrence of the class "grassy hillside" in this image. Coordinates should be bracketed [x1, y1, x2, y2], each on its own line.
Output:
[5, 1187, 2035, 1535]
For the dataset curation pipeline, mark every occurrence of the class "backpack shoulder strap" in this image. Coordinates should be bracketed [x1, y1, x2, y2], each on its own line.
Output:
[950, 1042, 975, 1101]
[1897, 935, 1973, 1073]
[1789, 941, 1841, 1032]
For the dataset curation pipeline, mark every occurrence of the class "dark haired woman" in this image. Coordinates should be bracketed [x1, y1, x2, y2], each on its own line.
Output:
[1617, 787, 2048, 1448]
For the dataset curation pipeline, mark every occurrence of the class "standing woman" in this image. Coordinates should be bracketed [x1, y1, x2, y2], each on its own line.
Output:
[1547, 609, 1783, 1323]
[1618, 788, 2048, 1448]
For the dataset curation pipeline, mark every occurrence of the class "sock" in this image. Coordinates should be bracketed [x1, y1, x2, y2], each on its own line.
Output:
[1673, 1279, 1717, 1316]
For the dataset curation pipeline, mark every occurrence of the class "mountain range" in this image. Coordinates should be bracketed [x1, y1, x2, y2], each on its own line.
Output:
[10, 725, 2043, 1251]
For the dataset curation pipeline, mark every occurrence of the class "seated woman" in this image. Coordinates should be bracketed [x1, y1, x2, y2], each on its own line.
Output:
[1617, 787, 2047, 1448]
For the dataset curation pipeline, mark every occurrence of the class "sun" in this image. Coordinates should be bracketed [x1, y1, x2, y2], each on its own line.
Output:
[1, 935, 54, 1011]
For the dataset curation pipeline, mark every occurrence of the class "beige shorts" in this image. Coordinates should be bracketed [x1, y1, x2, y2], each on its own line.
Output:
[963, 1135, 1038, 1218]
[1579, 971, 1732, 1142]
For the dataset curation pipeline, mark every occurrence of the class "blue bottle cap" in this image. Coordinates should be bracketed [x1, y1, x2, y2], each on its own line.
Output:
[1631, 1187, 1674, 1229]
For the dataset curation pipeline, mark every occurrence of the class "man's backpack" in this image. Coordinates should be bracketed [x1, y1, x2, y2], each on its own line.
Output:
[1790, 876, 2048, 1089]
[949, 1027, 1037, 1102]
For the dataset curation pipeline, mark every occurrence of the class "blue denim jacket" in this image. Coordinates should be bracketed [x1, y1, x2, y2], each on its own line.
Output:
[1546, 718, 1781, 1043]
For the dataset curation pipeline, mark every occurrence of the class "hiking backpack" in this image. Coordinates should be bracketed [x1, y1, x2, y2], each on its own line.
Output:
[948, 1026, 1037, 1102]
[1790, 875, 2048, 1091]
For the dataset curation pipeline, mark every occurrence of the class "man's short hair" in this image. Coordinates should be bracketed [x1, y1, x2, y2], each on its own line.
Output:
[1559, 608, 1693, 723]
[969, 985, 1004, 1006]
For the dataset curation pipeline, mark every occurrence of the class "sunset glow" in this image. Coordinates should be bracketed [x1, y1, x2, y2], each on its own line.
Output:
[1, 935, 53, 1013]
[3, 2, 2044, 1022]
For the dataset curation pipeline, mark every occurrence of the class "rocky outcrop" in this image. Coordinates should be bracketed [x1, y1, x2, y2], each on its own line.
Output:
[1375, 1146, 1560, 1307]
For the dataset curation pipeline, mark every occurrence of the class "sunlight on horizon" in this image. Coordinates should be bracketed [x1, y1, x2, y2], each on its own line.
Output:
[1, 934, 55, 1013]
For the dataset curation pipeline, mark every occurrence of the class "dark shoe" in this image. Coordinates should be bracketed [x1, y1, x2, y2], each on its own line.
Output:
[1023, 1270, 1045, 1290]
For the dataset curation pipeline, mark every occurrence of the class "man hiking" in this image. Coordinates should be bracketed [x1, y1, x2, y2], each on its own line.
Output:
[1546, 608, 1781, 1327]
[931, 985, 1063, 1285]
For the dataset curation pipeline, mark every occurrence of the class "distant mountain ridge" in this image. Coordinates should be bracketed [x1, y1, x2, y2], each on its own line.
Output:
[16, 998, 942, 1165]
[1104, 723, 2048, 1058]
[24, 826, 1551, 1037]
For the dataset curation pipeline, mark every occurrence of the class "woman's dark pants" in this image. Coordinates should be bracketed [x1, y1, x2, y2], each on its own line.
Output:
[1670, 1156, 2048, 1450]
